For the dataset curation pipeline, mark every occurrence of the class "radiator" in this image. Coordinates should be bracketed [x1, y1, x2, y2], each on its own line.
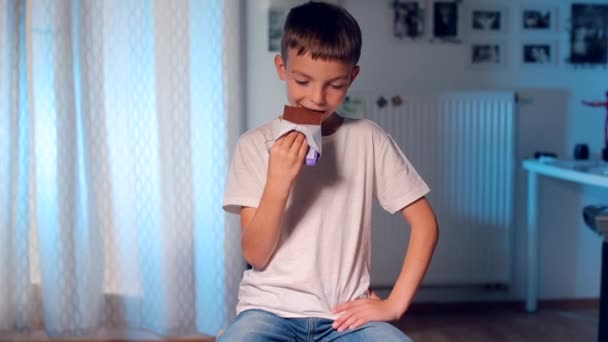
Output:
[365, 91, 516, 287]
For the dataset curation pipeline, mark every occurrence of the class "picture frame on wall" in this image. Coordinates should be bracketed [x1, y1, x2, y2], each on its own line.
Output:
[431, 0, 462, 42]
[520, 5, 558, 32]
[568, 3, 608, 65]
[469, 42, 507, 69]
[268, 4, 288, 52]
[521, 41, 558, 67]
[466, 4, 509, 35]
[391, 0, 426, 41]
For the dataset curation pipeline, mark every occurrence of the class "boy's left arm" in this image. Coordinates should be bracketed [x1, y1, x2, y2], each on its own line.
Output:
[331, 196, 438, 332]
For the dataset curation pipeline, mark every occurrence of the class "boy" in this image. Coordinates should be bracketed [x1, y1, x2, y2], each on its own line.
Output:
[220, 1, 438, 341]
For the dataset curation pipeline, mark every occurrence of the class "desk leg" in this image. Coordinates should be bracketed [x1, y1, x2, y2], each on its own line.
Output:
[600, 241, 607, 342]
[526, 171, 539, 313]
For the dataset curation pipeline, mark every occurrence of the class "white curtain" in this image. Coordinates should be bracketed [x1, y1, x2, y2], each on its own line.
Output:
[0, 0, 244, 338]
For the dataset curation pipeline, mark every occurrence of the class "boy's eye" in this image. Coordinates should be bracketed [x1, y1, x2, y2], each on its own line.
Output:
[330, 83, 346, 89]
[295, 80, 309, 85]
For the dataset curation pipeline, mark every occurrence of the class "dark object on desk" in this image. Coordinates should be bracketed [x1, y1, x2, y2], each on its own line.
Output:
[533, 151, 557, 159]
[583, 205, 608, 236]
[574, 144, 589, 160]
[582, 204, 608, 342]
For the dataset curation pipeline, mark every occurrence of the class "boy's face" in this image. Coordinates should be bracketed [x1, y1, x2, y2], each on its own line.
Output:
[274, 48, 360, 122]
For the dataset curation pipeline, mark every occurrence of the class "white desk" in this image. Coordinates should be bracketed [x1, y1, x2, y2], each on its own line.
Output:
[523, 158, 608, 312]
[524, 158, 608, 342]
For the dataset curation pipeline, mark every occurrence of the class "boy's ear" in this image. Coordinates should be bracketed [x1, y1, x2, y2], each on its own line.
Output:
[349, 65, 360, 86]
[274, 54, 286, 80]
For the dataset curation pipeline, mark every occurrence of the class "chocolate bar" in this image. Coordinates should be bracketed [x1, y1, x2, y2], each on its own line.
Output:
[282, 105, 322, 166]
[282, 105, 323, 125]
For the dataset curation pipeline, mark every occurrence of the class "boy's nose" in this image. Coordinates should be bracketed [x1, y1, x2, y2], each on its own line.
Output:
[309, 86, 326, 107]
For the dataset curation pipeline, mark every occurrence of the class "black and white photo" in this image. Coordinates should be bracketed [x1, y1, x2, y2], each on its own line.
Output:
[467, 4, 508, 34]
[523, 10, 550, 29]
[524, 45, 550, 63]
[469, 42, 506, 68]
[520, 5, 557, 32]
[473, 10, 501, 31]
[433, 1, 459, 39]
[268, 6, 287, 52]
[522, 41, 557, 66]
[392, 0, 425, 40]
[569, 4, 608, 65]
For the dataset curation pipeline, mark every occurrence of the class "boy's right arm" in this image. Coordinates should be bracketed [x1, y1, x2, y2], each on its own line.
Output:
[240, 131, 308, 269]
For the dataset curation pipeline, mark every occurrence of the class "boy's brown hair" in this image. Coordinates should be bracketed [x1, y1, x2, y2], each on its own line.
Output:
[281, 1, 362, 66]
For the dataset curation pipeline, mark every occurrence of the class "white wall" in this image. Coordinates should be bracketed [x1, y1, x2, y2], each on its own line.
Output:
[245, 0, 608, 302]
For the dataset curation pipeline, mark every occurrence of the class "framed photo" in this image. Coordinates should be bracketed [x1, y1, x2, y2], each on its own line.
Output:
[268, 5, 288, 52]
[431, 1, 462, 42]
[568, 4, 608, 65]
[469, 42, 507, 68]
[466, 3, 509, 34]
[521, 41, 558, 67]
[520, 5, 558, 32]
[391, 0, 426, 41]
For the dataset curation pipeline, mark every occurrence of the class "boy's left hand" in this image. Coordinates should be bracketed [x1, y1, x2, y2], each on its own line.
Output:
[331, 291, 401, 332]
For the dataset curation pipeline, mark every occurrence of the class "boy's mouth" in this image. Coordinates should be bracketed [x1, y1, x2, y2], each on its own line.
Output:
[296, 101, 326, 114]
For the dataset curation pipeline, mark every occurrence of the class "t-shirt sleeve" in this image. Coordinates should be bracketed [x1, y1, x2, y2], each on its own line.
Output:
[374, 132, 430, 214]
[223, 135, 266, 214]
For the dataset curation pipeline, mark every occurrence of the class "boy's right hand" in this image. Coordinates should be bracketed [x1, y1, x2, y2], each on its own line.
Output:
[267, 131, 309, 194]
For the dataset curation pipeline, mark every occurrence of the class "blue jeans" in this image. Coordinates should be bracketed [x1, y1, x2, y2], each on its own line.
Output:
[217, 309, 412, 342]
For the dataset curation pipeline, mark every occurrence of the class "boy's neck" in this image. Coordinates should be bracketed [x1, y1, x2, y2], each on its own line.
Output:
[321, 112, 344, 136]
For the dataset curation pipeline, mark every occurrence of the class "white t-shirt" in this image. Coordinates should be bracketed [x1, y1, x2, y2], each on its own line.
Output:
[223, 117, 430, 319]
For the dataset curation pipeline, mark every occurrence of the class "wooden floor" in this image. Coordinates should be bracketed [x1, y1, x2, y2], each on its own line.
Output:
[4, 303, 599, 342]
[394, 304, 598, 342]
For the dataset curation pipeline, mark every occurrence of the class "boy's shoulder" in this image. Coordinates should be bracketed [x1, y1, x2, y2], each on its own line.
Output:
[349, 117, 385, 130]
[342, 117, 389, 137]
[237, 118, 279, 146]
